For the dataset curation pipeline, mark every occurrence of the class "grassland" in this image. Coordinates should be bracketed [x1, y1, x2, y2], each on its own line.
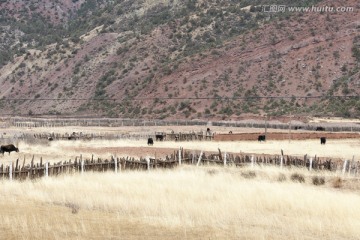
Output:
[1, 124, 359, 239]
[1, 166, 360, 239]
[1, 137, 359, 164]
[2, 125, 359, 160]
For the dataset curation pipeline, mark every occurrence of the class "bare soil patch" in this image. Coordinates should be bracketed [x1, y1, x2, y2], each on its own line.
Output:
[215, 132, 360, 141]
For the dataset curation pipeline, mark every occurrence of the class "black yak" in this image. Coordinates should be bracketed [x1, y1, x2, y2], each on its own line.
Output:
[258, 135, 266, 142]
[316, 127, 325, 131]
[155, 134, 164, 141]
[0, 144, 19, 155]
[147, 138, 154, 145]
[320, 137, 326, 145]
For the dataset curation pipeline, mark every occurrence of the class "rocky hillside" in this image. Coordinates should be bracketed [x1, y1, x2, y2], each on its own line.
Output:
[0, 0, 359, 120]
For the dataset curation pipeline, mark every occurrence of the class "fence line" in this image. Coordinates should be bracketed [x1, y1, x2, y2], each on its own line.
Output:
[0, 131, 214, 141]
[1, 150, 358, 181]
[5, 117, 360, 132]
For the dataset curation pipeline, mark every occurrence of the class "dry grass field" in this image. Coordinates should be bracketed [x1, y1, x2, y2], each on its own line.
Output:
[0, 125, 359, 163]
[0, 137, 359, 164]
[1, 125, 360, 239]
[1, 166, 360, 240]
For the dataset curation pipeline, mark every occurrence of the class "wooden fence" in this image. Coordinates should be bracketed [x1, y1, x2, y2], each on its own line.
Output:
[1, 150, 359, 181]
[7, 117, 360, 132]
[165, 132, 214, 141]
[1, 132, 153, 141]
[32, 132, 149, 141]
[27, 131, 215, 141]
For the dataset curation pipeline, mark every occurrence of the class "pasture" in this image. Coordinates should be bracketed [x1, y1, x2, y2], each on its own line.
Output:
[1, 124, 359, 162]
[1, 166, 360, 239]
[0, 124, 360, 239]
[0, 137, 359, 164]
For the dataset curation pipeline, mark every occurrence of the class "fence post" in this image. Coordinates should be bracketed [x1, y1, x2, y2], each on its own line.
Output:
[45, 162, 49, 177]
[81, 155, 84, 174]
[348, 158, 353, 177]
[9, 162, 13, 181]
[146, 157, 150, 171]
[342, 160, 348, 175]
[251, 155, 254, 169]
[178, 147, 182, 166]
[196, 151, 203, 166]
[114, 157, 118, 173]
[349, 156, 355, 176]
[280, 155, 283, 169]
[224, 152, 227, 167]
[309, 158, 313, 171]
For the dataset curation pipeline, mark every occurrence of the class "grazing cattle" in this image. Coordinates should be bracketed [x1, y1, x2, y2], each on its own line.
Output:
[0, 144, 19, 155]
[67, 132, 78, 140]
[320, 137, 326, 145]
[316, 127, 325, 131]
[229, 131, 233, 134]
[294, 126, 302, 130]
[48, 137, 54, 141]
[155, 134, 164, 141]
[147, 138, 154, 146]
[258, 135, 266, 142]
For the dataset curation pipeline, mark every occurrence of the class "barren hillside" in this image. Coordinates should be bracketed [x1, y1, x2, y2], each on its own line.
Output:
[0, 0, 359, 119]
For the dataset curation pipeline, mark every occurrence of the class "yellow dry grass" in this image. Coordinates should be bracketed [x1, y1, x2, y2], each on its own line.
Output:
[1, 166, 360, 239]
[2, 137, 358, 164]
[1, 126, 359, 239]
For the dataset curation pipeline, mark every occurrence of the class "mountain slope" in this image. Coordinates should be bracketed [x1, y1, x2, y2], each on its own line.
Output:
[0, 0, 359, 119]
